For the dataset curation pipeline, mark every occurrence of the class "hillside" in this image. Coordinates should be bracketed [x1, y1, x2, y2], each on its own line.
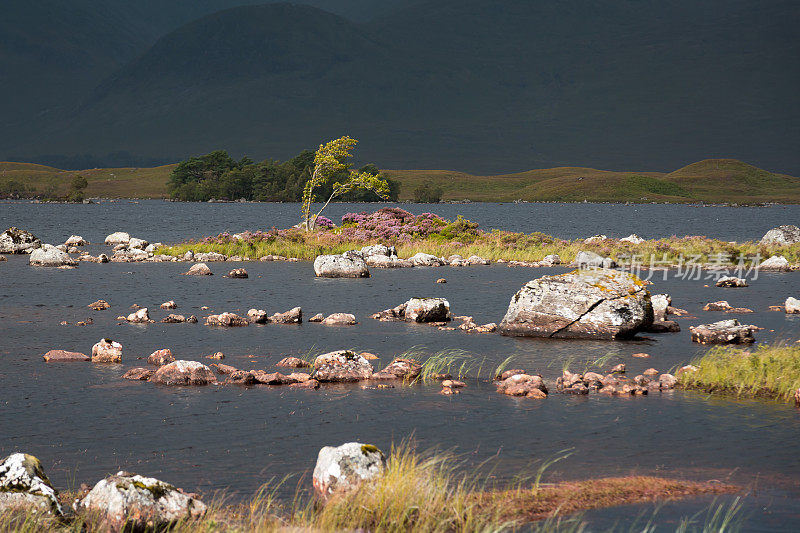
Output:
[3, 0, 797, 176]
[4, 159, 798, 204]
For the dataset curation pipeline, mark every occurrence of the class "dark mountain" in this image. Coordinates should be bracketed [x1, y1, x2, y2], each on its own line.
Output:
[4, 0, 799, 175]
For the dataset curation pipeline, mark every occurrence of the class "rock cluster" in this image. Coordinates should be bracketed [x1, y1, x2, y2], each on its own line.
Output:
[495, 370, 548, 399]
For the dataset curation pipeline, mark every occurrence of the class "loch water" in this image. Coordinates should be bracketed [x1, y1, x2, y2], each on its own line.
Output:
[1, 201, 799, 530]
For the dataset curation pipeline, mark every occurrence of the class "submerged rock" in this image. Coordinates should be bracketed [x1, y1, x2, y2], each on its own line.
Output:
[150, 360, 217, 385]
[122, 368, 155, 381]
[311, 350, 374, 382]
[88, 299, 111, 310]
[184, 263, 213, 276]
[499, 268, 653, 339]
[0, 453, 62, 515]
[314, 252, 370, 278]
[92, 338, 122, 363]
[760, 225, 800, 245]
[372, 358, 422, 380]
[77, 471, 206, 531]
[43, 350, 90, 362]
[276, 357, 310, 368]
[29, 244, 77, 267]
[689, 319, 757, 344]
[321, 313, 357, 326]
[0, 227, 41, 254]
[312, 442, 385, 500]
[206, 312, 249, 327]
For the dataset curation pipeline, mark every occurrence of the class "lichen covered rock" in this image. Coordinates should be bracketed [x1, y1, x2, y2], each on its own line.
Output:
[312, 350, 374, 382]
[0, 453, 61, 515]
[77, 471, 206, 531]
[499, 269, 653, 339]
[0, 227, 41, 254]
[312, 442, 385, 500]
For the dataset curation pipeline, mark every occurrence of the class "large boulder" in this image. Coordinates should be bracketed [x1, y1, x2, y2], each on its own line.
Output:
[29, 244, 77, 267]
[314, 252, 370, 278]
[689, 319, 757, 344]
[0, 227, 41, 254]
[786, 297, 800, 314]
[498, 269, 653, 339]
[404, 297, 451, 322]
[150, 360, 217, 385]
[76, 471, 206, 531]
[312, 443, 385, 500]
[574, 251, 616, 269]
[104, 232, 131, 245]
[311, 350, 374, 382]
[760, 225, 800, 245]
[92, 338, 122, 363]
[0, 453, 62, 515]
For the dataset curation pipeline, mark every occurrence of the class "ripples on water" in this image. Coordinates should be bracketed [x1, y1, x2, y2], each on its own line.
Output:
[1, 202, 799, 529]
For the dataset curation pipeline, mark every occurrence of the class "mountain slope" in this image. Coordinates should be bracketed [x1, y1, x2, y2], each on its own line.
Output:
[4, 0, 799, 175]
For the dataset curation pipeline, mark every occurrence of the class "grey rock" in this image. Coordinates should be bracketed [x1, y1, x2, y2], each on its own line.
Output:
[0, 453, 61, 515]
[0, 227, 41, 254]
[311, 350, 374, 382]
[29, 244, 77, 267]
[314, 252, 370, 278]
[312, 442, 385, 500]
[574, 251, 617, 269]
[404, 297, 451, 322]
[499, 268, 653, 339]
[689, 319, 757, 344]
[760, 225, 800, 245]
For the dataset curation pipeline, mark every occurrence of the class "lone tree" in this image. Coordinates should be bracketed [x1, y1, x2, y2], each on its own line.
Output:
[301, 136, 389, 231]
[68, 174, 88, 202]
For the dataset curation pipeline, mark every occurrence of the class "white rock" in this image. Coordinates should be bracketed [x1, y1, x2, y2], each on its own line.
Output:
[620, 234, 645, 244]
[405, 297, 451, 322]
[651, 294, 671, 321]
[574, 250, 616, 269]
[760, 225, 800, 245]
[92, 338, 122, 363]
[584, 234, 607, 243]
[126, 308, 151, 323]
[0, 453, 62, 515]
[104, 232, 130, 245]
[29, 244, 77, 267]
[785, 297, 800, 314]
[408, 252, 444, 267]
[127, 238, 148, 250]
[64, 235, 87, 246]
[758, 255, 790, 271]
[360, 244, 397, 258]
[77, 471, 206, 530]
[312, 443, 385, 499]
[314, 252, 370, 278]
[0, 227, 41, 254]
[466, 255, 490, 265]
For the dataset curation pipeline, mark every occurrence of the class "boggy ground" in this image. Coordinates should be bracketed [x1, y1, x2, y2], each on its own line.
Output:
[159, 208, 800, 266]
[1, 446, 740, 533]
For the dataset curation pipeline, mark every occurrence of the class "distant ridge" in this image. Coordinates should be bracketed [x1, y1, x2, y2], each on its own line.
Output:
[2, 159, 798, 204]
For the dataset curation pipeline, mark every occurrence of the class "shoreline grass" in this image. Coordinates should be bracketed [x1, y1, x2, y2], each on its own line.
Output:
[1, 445, 740, 532]
[678, 344, 800, 402]
[157, 209, 800, 266]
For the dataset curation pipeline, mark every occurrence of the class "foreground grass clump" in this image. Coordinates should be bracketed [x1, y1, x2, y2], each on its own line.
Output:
[679, 344, 800, 401]
[0, 446, 739, 532]
[158, 207, 800, 265]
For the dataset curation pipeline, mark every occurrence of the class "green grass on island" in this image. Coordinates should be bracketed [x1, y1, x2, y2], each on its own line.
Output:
[679, 344, 800, 402]
[158, 208, 800, 266]
[3, 158, 800, 204]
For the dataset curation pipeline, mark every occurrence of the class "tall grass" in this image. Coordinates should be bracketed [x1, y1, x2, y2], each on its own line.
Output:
[416, 348, 479, 382]
[679, 343, 800, 401]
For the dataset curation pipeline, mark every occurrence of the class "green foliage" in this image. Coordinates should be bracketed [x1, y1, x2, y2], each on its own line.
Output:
[621, 175, 692, 198]
[413, 180, 444, 203]
[301, 136, 391, 230]
[166, 146, 398, 204]
[67, 174, 88, 202]
[0, 179, 28, 198]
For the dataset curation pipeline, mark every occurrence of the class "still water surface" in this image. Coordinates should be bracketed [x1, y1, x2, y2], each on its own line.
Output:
[1, 202, 799, 529]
